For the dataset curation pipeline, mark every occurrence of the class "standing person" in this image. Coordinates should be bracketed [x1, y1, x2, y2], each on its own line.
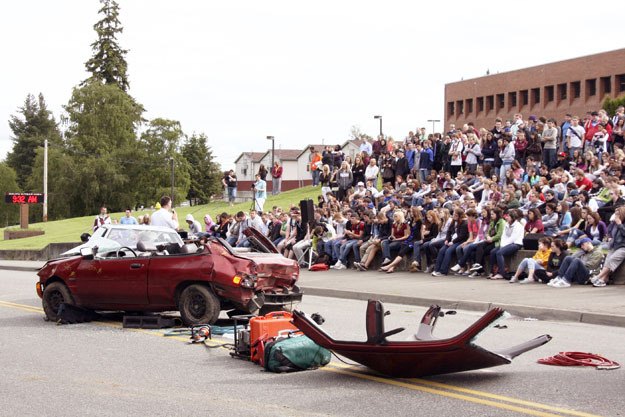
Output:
[310, 147, 323, 186]
[351, 155, 366, 186]
[270, 161, 283, 195]
[336, 161, 353, 202]
[542, 119, 558, 169]
[565, 116, 585, 158]
[319, 164, 333, 202]
[463, 134, 481, 174]
[257, 164, 268, 181]
[448, 135, 464, 177]
[119, 208, 138, 225]
[499, 137, 515, 186]
[93, 206, 111, 231]
[151, 196, 179, 230]
[253, 174, 267, 213]
[223, 170, 238, 207]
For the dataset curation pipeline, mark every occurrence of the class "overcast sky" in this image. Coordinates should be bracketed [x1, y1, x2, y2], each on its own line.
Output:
[1, 0, 623, 170]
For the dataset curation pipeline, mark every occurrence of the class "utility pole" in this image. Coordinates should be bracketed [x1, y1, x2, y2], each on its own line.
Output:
[43, 139, 48, 222]
[170, 157, 175, 205]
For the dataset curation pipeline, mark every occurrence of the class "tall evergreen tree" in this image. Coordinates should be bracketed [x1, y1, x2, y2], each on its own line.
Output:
[6, 93, 61, 189]
[83, 0, 130, 92]
[182, 133, 223, 204]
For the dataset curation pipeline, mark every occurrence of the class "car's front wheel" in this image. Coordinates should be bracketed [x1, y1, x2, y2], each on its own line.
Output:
[42, 282, 75, 322]
[178, 285, 221, 326]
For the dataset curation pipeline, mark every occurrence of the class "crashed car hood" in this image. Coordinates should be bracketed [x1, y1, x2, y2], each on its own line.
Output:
[237, 252, 299, 286]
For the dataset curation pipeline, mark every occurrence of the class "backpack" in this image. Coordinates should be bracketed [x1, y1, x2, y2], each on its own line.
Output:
[263, 335, 331, 373]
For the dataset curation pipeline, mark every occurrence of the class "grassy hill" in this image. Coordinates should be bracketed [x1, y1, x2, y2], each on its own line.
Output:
[0, 185, 321, 250]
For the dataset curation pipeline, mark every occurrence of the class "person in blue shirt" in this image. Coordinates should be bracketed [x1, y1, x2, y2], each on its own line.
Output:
[253, 174, 267, 213]
[119, 208, 138, 225]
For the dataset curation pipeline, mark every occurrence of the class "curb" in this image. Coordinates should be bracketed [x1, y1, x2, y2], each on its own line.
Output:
[0, 265, 40, 272]
[302, 287, 625, 329]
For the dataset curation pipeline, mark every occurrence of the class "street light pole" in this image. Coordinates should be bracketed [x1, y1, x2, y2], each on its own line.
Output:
[427, 119, 440, 135]
[373, 115, 383, 137]
[266, 136, 275, 170]
[170, 157, 175, 205]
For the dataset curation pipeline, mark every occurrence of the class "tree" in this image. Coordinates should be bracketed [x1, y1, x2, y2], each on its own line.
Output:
[133, 118, 191, 207]
[349, 125, 374, 142]
[603, 95, 625, 116]
[182, 133, 223, 204]
[84, 0, 130, 92]
[6, 93, 61, 189]
[0, 163, 21, 227]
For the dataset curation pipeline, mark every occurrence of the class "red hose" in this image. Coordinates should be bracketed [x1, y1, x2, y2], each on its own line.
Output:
[538, 352, 620, 369]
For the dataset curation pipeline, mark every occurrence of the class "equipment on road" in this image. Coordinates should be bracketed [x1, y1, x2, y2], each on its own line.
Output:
[292, 299, 553, 378]
[538, 352, 620, 369]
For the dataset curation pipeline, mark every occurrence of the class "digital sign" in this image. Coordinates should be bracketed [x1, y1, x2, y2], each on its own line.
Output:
[5, 193, 44, 204]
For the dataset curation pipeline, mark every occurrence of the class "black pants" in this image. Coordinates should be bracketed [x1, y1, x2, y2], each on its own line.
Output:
[475, 241, 495, 267]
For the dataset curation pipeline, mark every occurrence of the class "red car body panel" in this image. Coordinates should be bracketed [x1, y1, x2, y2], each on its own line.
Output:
[37, 238, 301, 314]
[292, 300, 551, 378]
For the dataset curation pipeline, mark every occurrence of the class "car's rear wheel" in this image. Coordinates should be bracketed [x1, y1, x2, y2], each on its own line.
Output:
[178, 285, 220, 326]
[42, 282, 75, 322]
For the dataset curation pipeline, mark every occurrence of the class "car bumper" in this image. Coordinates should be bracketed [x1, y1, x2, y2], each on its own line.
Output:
[262, 285, 303, 306]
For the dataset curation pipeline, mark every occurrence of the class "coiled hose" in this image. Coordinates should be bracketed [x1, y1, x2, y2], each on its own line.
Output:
[538, 352, 620, 369]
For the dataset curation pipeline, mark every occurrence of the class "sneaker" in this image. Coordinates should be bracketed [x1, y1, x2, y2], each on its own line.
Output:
[519, 277, 536, 284]
[592, 279, 607, 287]
[490, 274, 504, 280]
[469, 263, 482, 272]
[547, 277, 562, 287]
[450, 264, 462, 273]
[461, 270, 471, 276]
[353, 261, 361, 270]
[551, 279, 571, 288]
[468, 271, 481, 278]
[432, 271, 444, 277]
[424, 266, 434, 274]
[334, 261, 346, 270]
[381, 258, 392, 266]
[409, 261, 420, 273]
[509, 276, 519, 283]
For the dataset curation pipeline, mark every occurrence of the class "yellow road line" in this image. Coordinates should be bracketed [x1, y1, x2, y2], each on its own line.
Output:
[323, 366, 601, 417]
[0, 300, 603, 417]
[0, 300, 43, 313]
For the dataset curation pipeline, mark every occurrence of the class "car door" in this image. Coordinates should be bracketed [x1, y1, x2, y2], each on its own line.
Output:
[72, 255, 150, 307]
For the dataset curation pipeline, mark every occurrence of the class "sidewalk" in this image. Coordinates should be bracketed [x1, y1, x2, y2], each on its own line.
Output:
[3, 260, 625, 327]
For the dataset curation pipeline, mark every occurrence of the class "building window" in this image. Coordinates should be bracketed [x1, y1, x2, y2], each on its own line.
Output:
[448, 102, 454, 116]
[456, 100, 464, 115]
[586, 79, 597, 97]
[520, 90, 529, 106]
[558, 83, 567, 101]
[571, 81, 581, 99]
[466, 98, 473, 114]
[486, 95, 494, 112]
[601, 76, 612, 94]
[508, 92, 517, 109]
[477, 97, 484, 113]
[496, 93, 505, 111]
[242, 167, 248, 176]
[618, 74, 625, 92]
[545, 85, 554, 102]
[531, 88, 540, 105]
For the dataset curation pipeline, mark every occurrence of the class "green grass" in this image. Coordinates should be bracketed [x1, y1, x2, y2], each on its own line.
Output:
[0, 186, 322, 250]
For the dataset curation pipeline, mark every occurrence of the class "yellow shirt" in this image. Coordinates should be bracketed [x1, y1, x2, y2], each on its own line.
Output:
[532, 248, 552, 268]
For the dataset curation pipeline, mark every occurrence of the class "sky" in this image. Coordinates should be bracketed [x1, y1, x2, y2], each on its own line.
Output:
[1, 0, 624, 171]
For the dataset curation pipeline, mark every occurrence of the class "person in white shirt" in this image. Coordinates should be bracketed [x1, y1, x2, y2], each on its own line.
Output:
[566, 116, 585, 158]
[364, 158, 379, 183]
[150, 196, 179, 230]
[93, 206, 111, 231]
[488, 210, 524, 279]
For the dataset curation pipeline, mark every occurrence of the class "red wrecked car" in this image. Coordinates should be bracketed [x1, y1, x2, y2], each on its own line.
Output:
[36, 224, 302, 325]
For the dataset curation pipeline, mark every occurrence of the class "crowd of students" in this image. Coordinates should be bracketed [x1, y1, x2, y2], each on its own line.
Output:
[210, 107, 625, 288]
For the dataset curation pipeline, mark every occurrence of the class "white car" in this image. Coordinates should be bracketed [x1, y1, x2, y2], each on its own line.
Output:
[62, 224, 184, 257]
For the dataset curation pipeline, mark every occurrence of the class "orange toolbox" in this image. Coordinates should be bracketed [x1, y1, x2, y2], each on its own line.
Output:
[249, 311, 299, 363]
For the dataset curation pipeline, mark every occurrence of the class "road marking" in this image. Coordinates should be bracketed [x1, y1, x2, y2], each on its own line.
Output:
[0, 300, 604, 417]
[0, 300, 43, 313]
[323, 366, 601, 417]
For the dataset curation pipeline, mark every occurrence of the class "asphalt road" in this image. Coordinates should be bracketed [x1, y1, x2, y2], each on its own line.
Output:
[1, 270, 623, 417]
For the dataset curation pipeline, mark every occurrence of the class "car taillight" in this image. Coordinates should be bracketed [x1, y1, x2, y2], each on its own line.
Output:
[233, 273, 256, 289]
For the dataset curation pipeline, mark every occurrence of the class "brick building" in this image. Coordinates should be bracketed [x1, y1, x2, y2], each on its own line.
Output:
[444, 48, 625, 129]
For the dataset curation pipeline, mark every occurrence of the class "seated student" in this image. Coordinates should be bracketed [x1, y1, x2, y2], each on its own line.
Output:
[590, 206, 625, 287]
[488, 210, 524, 279]
[410, 209, 439, 272]
[534, 239, 569, 284]
[580, 211, 608, 246]
[431, 209, 469, 277]
[355, 212, 390, 271]
[548, 238, 604, 288]
[423, 208, 452, 273]
[509, 237, 552, 284]
[542, 203, 559, 236]
[379, 210, 410, 267]
[524, 208, 544, 234]
[380, 208, 422, 274]
[450, 207, 490, 276]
